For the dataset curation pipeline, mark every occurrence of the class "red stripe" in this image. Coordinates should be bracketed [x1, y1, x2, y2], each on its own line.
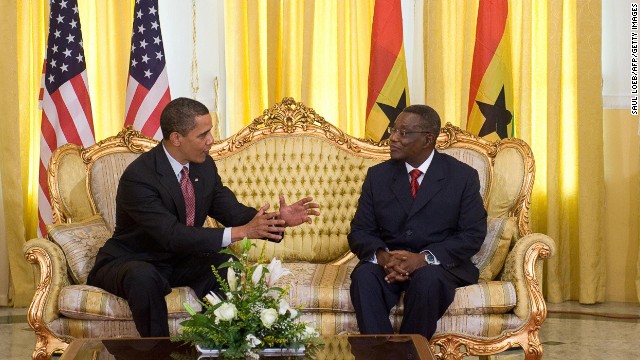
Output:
[38, 160, 50, 236]
[38, 212, 47, 237]
[39, 161, 50, 202]
[49, 90, 83, 145]
[69, 75, 95, 138]
[41, 113, 57, 151]
[124, 82, 149, 127]
[140, 88, 170, 136]
[467, 0, 508, 118]
[366, 0, 404, 116]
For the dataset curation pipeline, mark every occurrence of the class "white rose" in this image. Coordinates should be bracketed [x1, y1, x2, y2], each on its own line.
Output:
[246, 334, 262, 348]
[205, 291, 221, 306]
[252, 264, 264, 285]
[266, 258, 291, 286]
[214, 302, 237, 321]
[227, 268, 237, 291]
[260, 308, 278, 328]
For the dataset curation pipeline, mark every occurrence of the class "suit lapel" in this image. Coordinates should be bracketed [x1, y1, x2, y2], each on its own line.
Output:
[390, 162, 414, 215]
[409, 151, 445, 219]
[154, 144, 187, 223]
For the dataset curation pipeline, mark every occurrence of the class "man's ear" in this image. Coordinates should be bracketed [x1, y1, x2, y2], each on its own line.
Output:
[168, 132, 182, 146]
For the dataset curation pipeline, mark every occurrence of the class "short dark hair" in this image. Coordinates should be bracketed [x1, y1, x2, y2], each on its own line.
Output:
[160, 97, 210, 139]
[402, 105, 441, 135]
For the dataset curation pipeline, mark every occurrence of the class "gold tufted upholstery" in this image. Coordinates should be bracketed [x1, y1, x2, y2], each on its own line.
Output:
[24, 98, 555, 360]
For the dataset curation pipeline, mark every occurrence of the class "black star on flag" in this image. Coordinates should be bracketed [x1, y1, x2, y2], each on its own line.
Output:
[377, 90, 407, 140]
[476, 86, 513, 139]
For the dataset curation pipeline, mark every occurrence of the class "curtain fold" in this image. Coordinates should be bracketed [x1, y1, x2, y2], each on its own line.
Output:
[7, 0, 133, 306]
[3, 0, 37, 307]
[424, 0, 605, 303]
[224, 0, 374, 137]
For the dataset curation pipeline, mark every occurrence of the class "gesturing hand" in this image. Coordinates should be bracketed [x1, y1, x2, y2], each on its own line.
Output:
[232, 204, 285, 242]
[278, 194, 320, 227]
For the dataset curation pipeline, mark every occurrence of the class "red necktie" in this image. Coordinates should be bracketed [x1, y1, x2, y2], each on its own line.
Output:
[180, 166, 195, 226]
[410, 169, 422, 199]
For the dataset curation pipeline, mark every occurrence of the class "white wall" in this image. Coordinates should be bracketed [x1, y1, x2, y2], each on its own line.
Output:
[602, 0, 637, 109]
[159, 0, 227, 135]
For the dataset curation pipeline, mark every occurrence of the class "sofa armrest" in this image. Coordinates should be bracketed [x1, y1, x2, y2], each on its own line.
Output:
[500, 233, 556, 320]
[23, 238, 73, 327]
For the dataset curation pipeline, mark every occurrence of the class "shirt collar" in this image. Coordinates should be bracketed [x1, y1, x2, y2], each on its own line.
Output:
[405, 150, 435, 175]
[162, 142, 189, 180]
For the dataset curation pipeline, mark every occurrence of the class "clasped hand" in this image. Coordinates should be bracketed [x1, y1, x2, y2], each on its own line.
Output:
[234, 195, 320, 242]
[378, 250, 427, 284]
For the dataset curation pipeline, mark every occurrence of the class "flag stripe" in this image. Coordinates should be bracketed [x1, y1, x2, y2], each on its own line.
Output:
[140, 88, 170, 136]
[131, 67, 169, 131]
[38, 0, 95, 236]
[49, 90, 83, 145]
[366, 0, 404, 117]
[467, 0, 508, 118]
[123, 0, 171, 140]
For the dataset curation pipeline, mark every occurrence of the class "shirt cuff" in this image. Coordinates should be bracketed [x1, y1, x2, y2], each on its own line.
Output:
[222, 228, 232, 248]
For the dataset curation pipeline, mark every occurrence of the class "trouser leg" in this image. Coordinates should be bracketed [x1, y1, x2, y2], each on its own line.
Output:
[400, 265, 463, 339]
[88, 259, 172, 337]
[170, 252, 232, 299]
[350, 262, 402, 334]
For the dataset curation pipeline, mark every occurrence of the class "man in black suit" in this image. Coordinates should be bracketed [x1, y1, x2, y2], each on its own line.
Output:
[348, 105, 487, 339]
[87, 97, 319, 337]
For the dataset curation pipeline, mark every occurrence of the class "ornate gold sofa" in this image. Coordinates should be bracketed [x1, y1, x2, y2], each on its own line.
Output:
[24, 98, 555, 359]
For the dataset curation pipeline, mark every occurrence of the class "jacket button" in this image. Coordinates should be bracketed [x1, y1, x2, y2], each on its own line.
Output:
[406, 230, 413, 236]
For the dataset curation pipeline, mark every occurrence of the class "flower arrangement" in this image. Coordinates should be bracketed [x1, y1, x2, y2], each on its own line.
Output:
[174, 238, 322, 359]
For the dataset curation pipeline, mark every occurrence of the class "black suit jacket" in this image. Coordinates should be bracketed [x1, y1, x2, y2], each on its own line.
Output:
[94, 143, 257, 263]
[348, 151, 487, 284]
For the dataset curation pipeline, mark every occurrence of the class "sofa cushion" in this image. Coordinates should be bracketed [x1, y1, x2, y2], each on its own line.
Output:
[58, 285, 202, 320]
[472, 217, 518, 281]
[279, 257, 516, 317]
[47, 214, 112, 284]
[444, 281, 516, 315]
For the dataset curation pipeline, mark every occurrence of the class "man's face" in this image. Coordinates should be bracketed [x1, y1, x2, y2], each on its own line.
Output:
[173, 114, 214, 164]
[389, 112, 433, 167]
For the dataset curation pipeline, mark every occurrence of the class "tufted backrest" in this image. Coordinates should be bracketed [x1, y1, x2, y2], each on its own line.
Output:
[47, 98, 534, 266]
[213, 136, 384, 262]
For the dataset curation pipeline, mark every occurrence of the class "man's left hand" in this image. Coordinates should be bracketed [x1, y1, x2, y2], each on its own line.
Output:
[279, 194, 320, 227]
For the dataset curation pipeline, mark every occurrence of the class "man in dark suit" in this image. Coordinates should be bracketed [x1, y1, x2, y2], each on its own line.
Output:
[348, 105, 487, 339]
[87, 97, 319, 337]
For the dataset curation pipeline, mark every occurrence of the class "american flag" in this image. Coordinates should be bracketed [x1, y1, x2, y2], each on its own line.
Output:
[38, 0, 95, 236]
[124, 0, 171, 140]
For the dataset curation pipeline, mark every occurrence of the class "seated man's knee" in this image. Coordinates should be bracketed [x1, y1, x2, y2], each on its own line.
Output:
[122, 262, 170, 296]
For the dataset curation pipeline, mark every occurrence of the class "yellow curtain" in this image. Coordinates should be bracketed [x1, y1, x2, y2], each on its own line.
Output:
[224, 0, 374, 137]
[424, 0, 605, 303]
[5, 0, 133, 306]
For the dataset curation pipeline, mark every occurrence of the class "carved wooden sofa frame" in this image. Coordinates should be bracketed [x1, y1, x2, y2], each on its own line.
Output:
[25, 97, 554, 359]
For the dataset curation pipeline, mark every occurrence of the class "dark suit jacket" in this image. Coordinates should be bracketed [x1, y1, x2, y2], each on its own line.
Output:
[348, 150, 487, 284]
[93, 143, 257, 264]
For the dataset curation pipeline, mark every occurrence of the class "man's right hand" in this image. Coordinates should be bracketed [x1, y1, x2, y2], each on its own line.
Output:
[376, 249, 410, 284]
[231, 204, 286, 242]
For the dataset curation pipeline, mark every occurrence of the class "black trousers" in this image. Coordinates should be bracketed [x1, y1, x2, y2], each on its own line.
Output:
[350, 262, 466, 339]
[87, 252, 229, 337]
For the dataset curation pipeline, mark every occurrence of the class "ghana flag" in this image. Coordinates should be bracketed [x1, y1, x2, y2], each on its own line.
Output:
[365, 0, 410, 141]
[467, 0, 514, 141]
